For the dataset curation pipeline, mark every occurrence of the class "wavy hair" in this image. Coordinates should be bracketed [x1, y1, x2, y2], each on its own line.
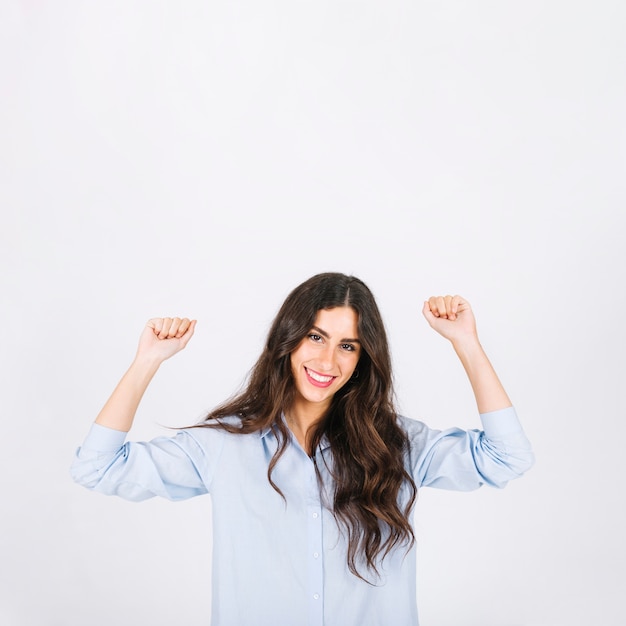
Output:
[199, 272, 417, 580]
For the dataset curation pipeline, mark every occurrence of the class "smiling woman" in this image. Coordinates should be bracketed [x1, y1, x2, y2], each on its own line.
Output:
[70, 272, 534, 626]
[288, 307, 361, 447]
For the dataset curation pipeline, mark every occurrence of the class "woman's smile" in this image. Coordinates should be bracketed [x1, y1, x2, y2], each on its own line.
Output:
[304, 366, 337, 387]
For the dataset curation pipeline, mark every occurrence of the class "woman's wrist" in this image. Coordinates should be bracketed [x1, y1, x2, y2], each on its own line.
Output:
[450, 333, 483, 360]
[130, 353, 164, 376]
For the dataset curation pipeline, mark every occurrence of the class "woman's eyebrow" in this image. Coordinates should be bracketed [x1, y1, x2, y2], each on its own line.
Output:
[311, 325, 361, 344]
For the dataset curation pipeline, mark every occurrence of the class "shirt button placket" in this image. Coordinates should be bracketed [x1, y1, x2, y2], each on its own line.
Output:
[306, 469, 324, 626]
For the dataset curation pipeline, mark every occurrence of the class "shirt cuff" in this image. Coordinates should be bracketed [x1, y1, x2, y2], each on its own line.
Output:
[479, 406, 523, 438]
[80, 423, 128, 452]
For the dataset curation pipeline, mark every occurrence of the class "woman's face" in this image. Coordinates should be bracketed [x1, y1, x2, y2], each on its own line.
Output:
[290, 306, 361, 418]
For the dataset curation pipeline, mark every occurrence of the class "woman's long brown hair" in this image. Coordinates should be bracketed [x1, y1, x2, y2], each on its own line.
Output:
[197, 272, 417, 581]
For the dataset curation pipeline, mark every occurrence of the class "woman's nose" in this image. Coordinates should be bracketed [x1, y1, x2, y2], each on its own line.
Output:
[317, 345, 335, 370]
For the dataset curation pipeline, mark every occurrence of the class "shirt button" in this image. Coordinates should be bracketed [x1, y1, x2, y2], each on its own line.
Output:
[312, 512, 319, 519]
[313, 594, 320, 600]
[313, 552, 319, 558]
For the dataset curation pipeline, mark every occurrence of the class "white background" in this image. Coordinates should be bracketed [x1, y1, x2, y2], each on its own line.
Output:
[1, 1, 624, 625]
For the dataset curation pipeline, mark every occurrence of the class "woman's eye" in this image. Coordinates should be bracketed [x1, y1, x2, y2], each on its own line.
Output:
[309, 334, 322, 342]
[341, 343, 355, 352]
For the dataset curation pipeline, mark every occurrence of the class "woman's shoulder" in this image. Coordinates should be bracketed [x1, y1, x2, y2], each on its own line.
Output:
[184, 415, 243, 437]
[182, 415, 266, 447]
[395, 414, 442, 446]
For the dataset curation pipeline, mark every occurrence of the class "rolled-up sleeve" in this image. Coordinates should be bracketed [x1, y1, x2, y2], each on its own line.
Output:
[70, 423, 224, 501]
[405, 407, 534, 490]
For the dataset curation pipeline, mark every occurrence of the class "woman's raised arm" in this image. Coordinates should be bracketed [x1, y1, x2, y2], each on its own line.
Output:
[422, 296, 511, 414]
[94, 317, 196, 432]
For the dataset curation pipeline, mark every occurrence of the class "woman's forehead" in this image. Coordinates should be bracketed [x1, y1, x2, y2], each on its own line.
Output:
[312, 307, 359, 338]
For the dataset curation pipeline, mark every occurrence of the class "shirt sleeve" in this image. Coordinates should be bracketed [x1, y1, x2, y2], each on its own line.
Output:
[70, 423, 225, 501]
[404, 406, 535, 490]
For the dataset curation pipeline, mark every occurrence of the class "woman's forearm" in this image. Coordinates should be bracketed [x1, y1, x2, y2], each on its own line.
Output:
[452, 337, 512, 414]
[422, 296, 513, 415]
[93, 317, 197, 432]
[94, 356, 161, 432]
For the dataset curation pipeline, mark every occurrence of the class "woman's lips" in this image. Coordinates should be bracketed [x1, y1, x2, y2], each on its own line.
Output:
[305, 367, 336, 388]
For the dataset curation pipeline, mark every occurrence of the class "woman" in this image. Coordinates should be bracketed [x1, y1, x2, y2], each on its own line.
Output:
[71, 272, 534, 626]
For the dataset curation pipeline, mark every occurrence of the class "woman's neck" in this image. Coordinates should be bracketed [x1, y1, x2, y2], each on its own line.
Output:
[285, 399, 329, 454]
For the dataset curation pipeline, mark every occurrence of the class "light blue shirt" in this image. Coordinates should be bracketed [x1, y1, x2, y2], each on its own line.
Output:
[71, 407, 534, 626]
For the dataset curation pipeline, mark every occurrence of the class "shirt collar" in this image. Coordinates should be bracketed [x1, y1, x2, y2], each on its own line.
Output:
[259, 425, 274, 440]
[259, 419, 332, 453]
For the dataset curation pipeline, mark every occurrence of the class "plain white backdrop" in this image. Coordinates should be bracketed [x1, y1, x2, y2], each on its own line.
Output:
[1, 1, 624, 625]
